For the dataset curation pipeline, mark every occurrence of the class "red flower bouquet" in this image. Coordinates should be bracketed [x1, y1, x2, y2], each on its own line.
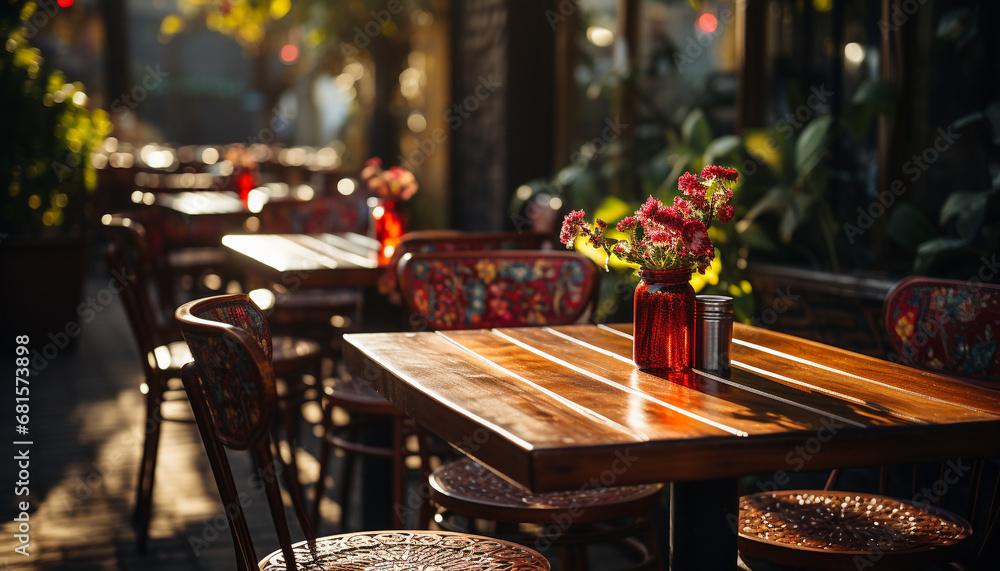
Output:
[360, 157, 419, 201]
[559, 166, 738, 273]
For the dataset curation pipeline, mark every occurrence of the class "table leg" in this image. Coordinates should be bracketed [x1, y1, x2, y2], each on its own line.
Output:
[669, 477, 739, 570]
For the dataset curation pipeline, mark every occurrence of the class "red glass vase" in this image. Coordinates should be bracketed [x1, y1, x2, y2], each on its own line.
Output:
[370, 198, 408, 265]
[633, 268, 695, 372]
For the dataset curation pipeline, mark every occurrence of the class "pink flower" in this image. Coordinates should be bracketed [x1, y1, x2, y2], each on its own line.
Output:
[718, 204, 734, 223]
[681, 219, 712, 257]
[700, 165, 739, 182]
[673, 196, 693, 216]
[638, 195, 664, 221]
[678, 173, 708, 209]
[616, 216, 638, 232]
[559, 210, 588, 245]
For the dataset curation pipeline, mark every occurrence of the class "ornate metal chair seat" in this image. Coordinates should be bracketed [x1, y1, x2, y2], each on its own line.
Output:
[431, 458, 664, 526]
[258, 530, 550, 570]
[738, 491, 972, 570]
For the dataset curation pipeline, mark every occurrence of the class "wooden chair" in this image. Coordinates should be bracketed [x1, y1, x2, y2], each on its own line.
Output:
[377, 230, 553, 305]
[885, 276, 1000, 387]
[175, 294, 551, 571]
[397, 250, 663, 570]
[311, 230, 553, 532]
[103, 215, 322, 550]
[737, 277, 1000, 570]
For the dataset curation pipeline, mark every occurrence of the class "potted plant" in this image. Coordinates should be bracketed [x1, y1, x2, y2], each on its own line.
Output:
[0, 1, 112, 342]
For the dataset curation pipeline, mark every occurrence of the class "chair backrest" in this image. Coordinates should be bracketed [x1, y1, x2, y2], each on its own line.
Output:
[884, 276, 1000, 386]
[378, 230, 553, 300]
[103, 210, 180, 318]
[103, 214, 172, 377]
[397, 250, 600, 331]
[175, 294, 308, 571]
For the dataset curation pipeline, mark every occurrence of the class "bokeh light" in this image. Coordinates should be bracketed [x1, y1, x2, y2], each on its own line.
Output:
[586, 26, 614, 47]
[697, 13, 718, 34]
[280, 44, 299, 63]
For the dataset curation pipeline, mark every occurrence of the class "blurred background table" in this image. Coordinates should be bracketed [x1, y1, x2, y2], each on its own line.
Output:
[223, 232, 381, 289]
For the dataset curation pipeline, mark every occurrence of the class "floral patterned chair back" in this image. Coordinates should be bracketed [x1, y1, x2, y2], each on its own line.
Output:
[885, 277, 1000, 386]
[175, 294, 276, 449]
[378, 230, 553, 301]
[397, 250, 599, 330]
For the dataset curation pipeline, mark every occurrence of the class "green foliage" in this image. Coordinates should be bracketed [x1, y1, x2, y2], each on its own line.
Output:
[1, 1, 111, 236]
[887, 185, 1000, 277]
[886, 96, 1000, 279]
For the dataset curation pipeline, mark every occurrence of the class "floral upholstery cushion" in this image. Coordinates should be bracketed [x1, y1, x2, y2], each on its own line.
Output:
[378, 231, 551, 299]
[398, 252, 597, 330]
[885, 278, 1000, 385]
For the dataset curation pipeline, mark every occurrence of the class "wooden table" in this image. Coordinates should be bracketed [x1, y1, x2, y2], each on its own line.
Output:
[343, 323, 1000, 569]
[223, 233, 382, 288]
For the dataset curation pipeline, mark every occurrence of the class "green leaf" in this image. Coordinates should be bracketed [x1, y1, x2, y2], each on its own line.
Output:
[594, 196, 635, 224]
[984, 100, 1000, 146]
[850, 79, 896, 116]
[794, 116, 833, 177]
[842, 105, 874, 141]
[779, 193, 814, 242]
[659, 152, 694, 194]
[940, 190, 988, 225]
[737, 223, 779, 253]
[704, 135, 742, 164]
[913, 237, 970, 274]
[738, 186, 789, 230]
[916, 236, 969, 258]
[681, 109, 712, 154]
[886, 204, 938, 250]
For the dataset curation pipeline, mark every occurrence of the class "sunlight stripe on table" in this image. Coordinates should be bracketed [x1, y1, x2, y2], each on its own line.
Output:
[548, 327, 867, 429]
[436, 332, 647, 442]
[493, 330, 750, 438]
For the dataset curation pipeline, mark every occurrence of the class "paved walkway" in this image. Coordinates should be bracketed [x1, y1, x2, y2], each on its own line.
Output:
[0, 261, 345, 570]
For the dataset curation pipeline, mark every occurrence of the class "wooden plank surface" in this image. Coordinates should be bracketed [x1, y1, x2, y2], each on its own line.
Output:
[343, 324, 1000, 492]
[223, 233, 382, 288]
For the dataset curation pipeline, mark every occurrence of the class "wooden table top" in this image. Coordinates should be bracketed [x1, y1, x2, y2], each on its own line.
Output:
[343, 323, 1000, 492]
[156, 191, 247, 215]
[223, 233, 381, 287]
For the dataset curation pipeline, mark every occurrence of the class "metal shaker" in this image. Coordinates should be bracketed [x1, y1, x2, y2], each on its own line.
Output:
[695, 295, 733, 376]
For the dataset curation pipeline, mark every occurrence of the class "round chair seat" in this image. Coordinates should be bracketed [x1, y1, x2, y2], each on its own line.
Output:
[738, 490, 972, 570]
[258, 530, 550, 570]
[324, 376, 398, 414]
[430, 458, 664, 524]
[271, 336, 322, 375]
